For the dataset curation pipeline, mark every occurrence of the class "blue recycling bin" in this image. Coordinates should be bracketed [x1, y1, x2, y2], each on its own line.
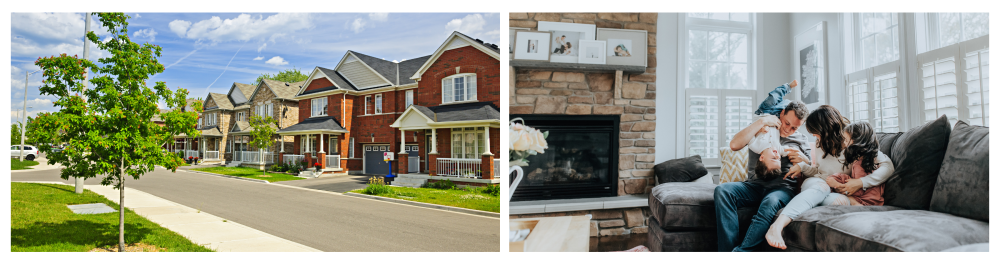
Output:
[384, 161, 395, 184]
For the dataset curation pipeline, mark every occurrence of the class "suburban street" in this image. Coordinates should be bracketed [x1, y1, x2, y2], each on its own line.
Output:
[11, 167, 501, 252]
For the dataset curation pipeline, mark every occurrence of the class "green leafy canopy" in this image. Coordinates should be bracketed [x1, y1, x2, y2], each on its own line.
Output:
[252, 67, 307, 86]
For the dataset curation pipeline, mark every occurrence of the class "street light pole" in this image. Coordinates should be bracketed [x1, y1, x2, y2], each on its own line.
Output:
[20, 70, 39, 161]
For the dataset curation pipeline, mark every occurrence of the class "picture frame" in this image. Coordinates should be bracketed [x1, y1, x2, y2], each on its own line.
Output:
[792, 21, 828, 110]
[538, 21, 597, 63]
[577, 40, 606, 64]
[597, 28, 647, 67]
[513, 30, 552, 62]
[509, 27, 528, 58]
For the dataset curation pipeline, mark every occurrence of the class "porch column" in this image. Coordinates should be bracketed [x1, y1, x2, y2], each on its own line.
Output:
[278, 134, 285, 164]
[318, 133, 327, 170]
[481, 126, 493, 179]
[428, 129, 438, 176]
[304, 135, 313, 168]
[398, 129, 408, 175]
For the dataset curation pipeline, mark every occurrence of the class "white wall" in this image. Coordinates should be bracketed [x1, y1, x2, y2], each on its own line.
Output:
[789, 13, 846, 111]
[654, 13, 680, 164]
[756, 13, 793, 103]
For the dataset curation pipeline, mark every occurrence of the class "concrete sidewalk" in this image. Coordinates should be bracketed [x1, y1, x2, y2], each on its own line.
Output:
[18, 181, 320, 252]
[11, 158, 63, 172]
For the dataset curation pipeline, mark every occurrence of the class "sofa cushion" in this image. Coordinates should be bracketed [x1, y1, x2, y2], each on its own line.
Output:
[781, 205, 903, 252]
[719, 147, 748, 183]
[653, 155, 708, 184]
[647, 217, 718, 252]
[882, 115, 952, 210]
[930, 121, 989, 222]
[648, 182, 757, 230]
[814, 210, 989, 252]
[875, 132, 904, 161]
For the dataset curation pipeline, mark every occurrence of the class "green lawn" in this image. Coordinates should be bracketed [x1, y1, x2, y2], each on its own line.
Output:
[189, 166, 305, 182]
[12, 158, 40, 170]
[11, 183, 213, 252]
[348, 186, 500, 213]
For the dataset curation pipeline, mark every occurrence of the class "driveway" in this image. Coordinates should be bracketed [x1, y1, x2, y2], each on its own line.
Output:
[279, 174, 370, 193]
[11, 167, 500, 251]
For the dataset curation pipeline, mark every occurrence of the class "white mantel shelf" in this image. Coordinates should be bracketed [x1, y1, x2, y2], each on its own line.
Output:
[509, 194, 648, 215]
[510, 60, 647, 74]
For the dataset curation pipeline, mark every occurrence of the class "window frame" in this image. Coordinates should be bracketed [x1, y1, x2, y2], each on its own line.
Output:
[365, 96, 371, 115]
[450, 127, 486, 159]
[441, 73, 478, 104]
[374, 94, 383, 114]
[405, 90, 414, 108]
[915, 34, 989, 127]
[311, 97, 328, 117]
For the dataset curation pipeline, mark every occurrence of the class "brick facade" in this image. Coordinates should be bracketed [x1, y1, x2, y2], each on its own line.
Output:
[509, 13, 657, 236]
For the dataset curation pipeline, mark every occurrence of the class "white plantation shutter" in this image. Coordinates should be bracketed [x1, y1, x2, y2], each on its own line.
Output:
[724, 96, 753, 142]
[687, 93, 719, 160]
[442, 78, 453, 104]
[921, 56, 960, 124]
[964, 48, 989, 126]
[872, 72, 900, 132]
[467, 75, 477, 101]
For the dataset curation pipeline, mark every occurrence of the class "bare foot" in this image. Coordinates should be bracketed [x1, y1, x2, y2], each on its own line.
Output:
[765, 225, 787, 249]
[789, 80, 798, 88]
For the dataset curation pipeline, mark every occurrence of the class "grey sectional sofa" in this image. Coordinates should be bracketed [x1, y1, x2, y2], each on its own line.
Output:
[647, 116, 989, 252]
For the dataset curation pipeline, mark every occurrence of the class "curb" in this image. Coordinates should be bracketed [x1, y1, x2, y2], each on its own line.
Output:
[181, 169, 271, 184]
[342, 192, 500, 218]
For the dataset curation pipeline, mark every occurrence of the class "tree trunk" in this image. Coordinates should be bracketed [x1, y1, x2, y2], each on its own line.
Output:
[119, 157, 125, 252]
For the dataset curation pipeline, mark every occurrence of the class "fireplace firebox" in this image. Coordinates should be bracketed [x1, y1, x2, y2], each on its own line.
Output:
[511, 115, 619, 201]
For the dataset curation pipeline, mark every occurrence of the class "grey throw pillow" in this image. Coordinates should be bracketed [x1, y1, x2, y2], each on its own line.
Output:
[875, 132, 904, 161]
[882, 115, 952, 210]
[930, 121, 989, 222]
[653, 155, 708, 184]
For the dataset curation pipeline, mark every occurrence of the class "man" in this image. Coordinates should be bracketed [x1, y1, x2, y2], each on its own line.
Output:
[714, 100, 811, 252]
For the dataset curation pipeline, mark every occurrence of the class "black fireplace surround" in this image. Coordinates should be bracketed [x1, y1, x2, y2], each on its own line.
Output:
[511, 115, 619, 202]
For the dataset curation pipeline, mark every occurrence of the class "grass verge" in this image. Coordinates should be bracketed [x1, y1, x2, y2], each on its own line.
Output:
[11, 183, 213, 252]
[348, 186, 499, 213]
[12, 158, 40, 170]
[189, 166, 305, 182]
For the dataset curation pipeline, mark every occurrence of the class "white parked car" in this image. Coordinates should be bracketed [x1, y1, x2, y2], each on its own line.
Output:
[11, 145, 38, 161]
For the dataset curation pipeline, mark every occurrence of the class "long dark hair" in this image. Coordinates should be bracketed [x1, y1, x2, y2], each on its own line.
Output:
[844, 122, 879, 174]
[805, 105, 849, 159]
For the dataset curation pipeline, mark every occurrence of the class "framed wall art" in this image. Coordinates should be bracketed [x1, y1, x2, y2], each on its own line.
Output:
[793, 21, 828, 110]
[509, 27, 528, 58]
[513, 30, 552, 62]
[578, 40, 606, 64]
[537, 21, 596, 64]
[597, 28, 647, 67]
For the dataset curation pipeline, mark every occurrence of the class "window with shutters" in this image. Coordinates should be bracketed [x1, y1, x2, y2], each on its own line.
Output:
[375, 94, 383, 114]
[442, 73, 477, 104]
[842, 13, 903, 133]
[682, 13, 755, 165]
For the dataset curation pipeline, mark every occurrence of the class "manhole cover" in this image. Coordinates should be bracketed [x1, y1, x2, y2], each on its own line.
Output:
[67, 203, 117, 214]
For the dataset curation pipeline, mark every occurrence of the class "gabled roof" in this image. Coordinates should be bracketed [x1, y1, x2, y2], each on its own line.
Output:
[200, 126, 223, 137]
[252, 79, 306, 101]
[409, 31, 501, 81]
[276, 116, 347, 134]
[205, 93, 234, 110]
[350, 51, 398, 85]
[151, 109, 170, 122]
[228, 82, 255, 105]
[230, 121, 278, 134]
[397, 55, 432, 86]
[422, 102, 500, 122]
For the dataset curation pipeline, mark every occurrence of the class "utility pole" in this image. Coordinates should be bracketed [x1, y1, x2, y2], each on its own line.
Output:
[76, 12, 91, 194]
[20, 71, 38, 161]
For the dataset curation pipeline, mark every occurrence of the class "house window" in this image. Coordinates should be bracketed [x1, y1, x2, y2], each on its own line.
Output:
[301, 135, 316, 154]
[329, 137, 339, 153]
[442, 74, 477, 104]
[375, 94, 383, 114]
[405, 90, 414, 108]
[365, 96, 371, 115]
[450, 127, 486, 159]
[851, 13, 900, 71]
[236, 112, 244, 121]
[916, 13, 989, 52]
[349, 137, 355, 158]
[842, 13, 903, 133]
[683, 13, 755, 164]
[311, 97, 327, 117]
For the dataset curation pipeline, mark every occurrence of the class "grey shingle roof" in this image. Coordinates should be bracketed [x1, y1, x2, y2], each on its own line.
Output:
[277, 116, 346, 133]
[230, 121, 278, 134]
[455, 31, 501, 53]
[398, 55, 431, 85]
[350, 51, 398, 85]
[206, 93, 234, 110]
[229, 82, 253, 105]
[415, 102, 499, 122]
[317, 66, 356, 91]
[200, 126, 223, 137]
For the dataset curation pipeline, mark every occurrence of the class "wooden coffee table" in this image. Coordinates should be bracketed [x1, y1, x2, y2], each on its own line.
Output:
[509, 215, 591, 252]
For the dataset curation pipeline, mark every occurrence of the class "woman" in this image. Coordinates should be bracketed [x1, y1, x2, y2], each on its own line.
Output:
[764, 105, 849, 250]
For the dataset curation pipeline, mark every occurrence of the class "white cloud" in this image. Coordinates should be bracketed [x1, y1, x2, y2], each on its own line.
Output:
[369, 13, 388, 22]
[169, 20, 192, 37]
[351, 18, 366, 33]
[265, 56, 288, 66]
[133, 28, 158, 42]
[445, 14, 487, 36]
[169, 13, 312, 43]
[10, 13, 110, 59]
[135, 13, 142, 18]
[257, 42, 267, 53]
[253, 56, 264, 61]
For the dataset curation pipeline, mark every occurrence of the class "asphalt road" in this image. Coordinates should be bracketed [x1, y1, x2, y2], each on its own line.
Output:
[11, 167, 501, 252]
[280, 174, 371, 193]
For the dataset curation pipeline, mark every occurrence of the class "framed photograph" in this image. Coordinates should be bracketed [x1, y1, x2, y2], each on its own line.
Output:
[578, 40, 606, 64]
[597, 28, 647, 67]
[509, 27, 528, 56]
[538, 21, 596, 63]
[793, 21, 828, 109]
[513, 30, 552, 62]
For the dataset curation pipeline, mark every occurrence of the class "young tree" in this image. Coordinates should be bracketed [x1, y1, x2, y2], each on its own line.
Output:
[248, 115, 277, 173]
[12, 122, 23, 146]
[29, 13, 199, 252]
[251, 67, 307, 85]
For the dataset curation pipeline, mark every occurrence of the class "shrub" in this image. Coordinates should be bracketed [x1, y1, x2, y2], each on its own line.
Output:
[483, 184, 500, 196]
[362, 177, 393, 195]
[269, 164, 283, 172]
[424, 179, 457, 190]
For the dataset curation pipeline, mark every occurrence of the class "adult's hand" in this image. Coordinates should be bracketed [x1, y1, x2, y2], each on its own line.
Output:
[841, 179, 864, 196]
[785, 148, 808, 164]
[784, 164, 801, 179]
[826, 176, 844, 190]
[758, 115, 781, 128]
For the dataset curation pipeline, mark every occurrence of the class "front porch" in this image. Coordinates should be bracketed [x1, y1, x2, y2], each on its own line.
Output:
[275, 116, 349, 174]
[390, 103, 501, 181]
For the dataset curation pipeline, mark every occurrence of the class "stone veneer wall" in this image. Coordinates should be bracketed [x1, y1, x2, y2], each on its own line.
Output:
[509, 13, 658, 237]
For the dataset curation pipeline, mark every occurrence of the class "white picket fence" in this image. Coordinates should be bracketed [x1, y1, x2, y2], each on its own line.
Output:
[437, 158, 482, 178]
[234, 151, 276, 164]
[326, 155, 341, 169]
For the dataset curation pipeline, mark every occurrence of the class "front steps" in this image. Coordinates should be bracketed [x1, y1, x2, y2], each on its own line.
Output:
[226, 161, 242, 167]
[298, 169, 320, 178]
[393, 175, 427, 188]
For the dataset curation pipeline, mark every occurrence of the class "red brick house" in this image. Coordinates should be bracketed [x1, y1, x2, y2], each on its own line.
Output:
[277, 31, 500, 184]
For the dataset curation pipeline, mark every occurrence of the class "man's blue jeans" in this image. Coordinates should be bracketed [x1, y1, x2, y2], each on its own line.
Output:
[714, 181, 794, 252]
[754, 83, 791, 116]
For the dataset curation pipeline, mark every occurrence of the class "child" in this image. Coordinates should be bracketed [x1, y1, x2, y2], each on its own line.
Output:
[823, 122, 894, 206]
[754, 80, 799, 116]
[747, 117, 786, 173]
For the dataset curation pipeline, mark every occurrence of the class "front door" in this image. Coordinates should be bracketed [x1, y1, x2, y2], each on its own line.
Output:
[363, 145, 391, 175]
[405, 145, 419, 173]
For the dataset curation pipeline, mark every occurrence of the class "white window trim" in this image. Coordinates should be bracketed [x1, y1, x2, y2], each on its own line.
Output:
[442, 73, 478, 104]
[845, 61, 903, 133]
[374, 94, 383, 114]
[914, 34, 989, 127]
[850, 13, 901, 71]
[365, 96, 371, 115]
[405, 90, 414, 108]
[311, 97, 328, 117]
[450, 127, 487, 159]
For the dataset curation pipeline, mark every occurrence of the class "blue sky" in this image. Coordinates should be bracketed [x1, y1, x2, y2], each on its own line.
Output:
[10, 12, 502, 125]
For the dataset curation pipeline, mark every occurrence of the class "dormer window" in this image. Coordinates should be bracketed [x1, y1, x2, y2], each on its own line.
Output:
[311, 97, 327, 117]
[442, 73, 477, 104]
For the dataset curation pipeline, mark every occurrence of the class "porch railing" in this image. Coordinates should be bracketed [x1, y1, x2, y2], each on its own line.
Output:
[205, 151, 220, 160]
[284, 154, 305, 166]
[494, 159, 500, 177]
[235, 151, 276, 164]
[326, 155, 341, 169]
[185, 150, 199, 159]
[437, 158, 482, 178]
